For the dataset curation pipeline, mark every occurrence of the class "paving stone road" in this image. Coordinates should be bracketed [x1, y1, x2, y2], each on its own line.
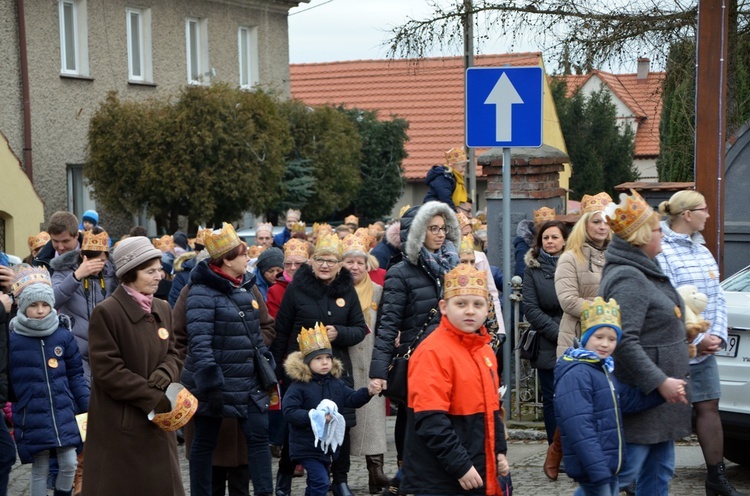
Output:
[7, 418, 749, 494]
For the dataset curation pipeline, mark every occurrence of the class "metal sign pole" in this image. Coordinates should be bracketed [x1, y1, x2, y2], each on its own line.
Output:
[502, 146, 512, 413]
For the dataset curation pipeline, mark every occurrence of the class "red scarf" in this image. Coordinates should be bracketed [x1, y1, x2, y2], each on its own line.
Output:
[209, 262, 243, 286]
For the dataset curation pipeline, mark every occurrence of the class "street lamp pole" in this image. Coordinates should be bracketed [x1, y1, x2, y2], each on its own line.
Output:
[463, 0, 476, 206]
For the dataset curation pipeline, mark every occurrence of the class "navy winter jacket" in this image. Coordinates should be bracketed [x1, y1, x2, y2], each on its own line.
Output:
[370, 240, 400, 273]
[553, 351, 664, 485]
[423, 165, 456, 210]
[168, 252, 198, 307]
[182, 260, 274, 416]
[10, 321, 89, 464]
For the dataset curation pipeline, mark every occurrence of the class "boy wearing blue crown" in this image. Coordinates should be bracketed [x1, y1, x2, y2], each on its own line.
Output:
[282, 323, 379, 496]
[553, 297, 686, 496]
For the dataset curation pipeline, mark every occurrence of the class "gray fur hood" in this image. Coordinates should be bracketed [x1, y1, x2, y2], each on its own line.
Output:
[284, 351, 344, 382]
[524, 249, 541, 269]
[402, 201, 460, 265]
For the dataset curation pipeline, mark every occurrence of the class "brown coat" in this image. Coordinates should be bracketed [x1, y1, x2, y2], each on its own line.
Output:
[554, 244, 606, 357]
[82, 286, 185, 496]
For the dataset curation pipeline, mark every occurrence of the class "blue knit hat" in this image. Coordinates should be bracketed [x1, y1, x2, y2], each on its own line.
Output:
[82, 210, 99, 226]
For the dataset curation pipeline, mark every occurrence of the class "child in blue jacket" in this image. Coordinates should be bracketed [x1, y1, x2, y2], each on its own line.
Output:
[9, 265, 89, 496]
[554, 297, 685, 496]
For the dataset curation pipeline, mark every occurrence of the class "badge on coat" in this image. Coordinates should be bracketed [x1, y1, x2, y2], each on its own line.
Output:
[48, 358, 58, 369]
[336, 298, 346, 308]
[54, 346, 63, 357]
[370, 302, 378, 311]
[484, 356, 493, 368]
[252, 300, 259, 310]
[158, 327, 170, 340]
[674, 306, 682, 319]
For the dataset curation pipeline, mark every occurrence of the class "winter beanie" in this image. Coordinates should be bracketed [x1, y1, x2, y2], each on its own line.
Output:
[173, 231, 189, 251]
[17, 282, 55, 316]
[256, 247, 284, 275]
[82, 209, 99, 226]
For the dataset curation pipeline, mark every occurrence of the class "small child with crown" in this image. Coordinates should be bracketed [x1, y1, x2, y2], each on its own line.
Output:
[553, 297, 686, 496]
[282, 322, 379, 496]
[400, 263, 510, 495]
[8, 264, 89, 496]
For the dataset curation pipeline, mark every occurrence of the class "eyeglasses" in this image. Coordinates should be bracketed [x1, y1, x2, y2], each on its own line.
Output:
[688, 207, 709, 213]
[283, 261, 306, 268]
[457, 206, 472, 215]
[313, 258, 339, 267]
[427, 225, 451, 235]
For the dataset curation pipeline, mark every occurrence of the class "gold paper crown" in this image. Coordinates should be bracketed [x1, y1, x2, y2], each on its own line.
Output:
[341, 233, 369, 255]
[315, 233, 342, 258]
[344, 214, 359, 227]
[290, 221, 307, 234]
[195, 228, 213, 247]
[153, 235, 174, 252]
[445, 147, 468, 166]
[398, 204, 411, 219]
[205, 223, 241, 259]
[353, 228, 376, 250]
[581, 297, 621, 334]
[470, 218, 482, 232]
[248, 245, 267, 259]
[456, 211, 471, 231]
[580, 192, 613, 215]
[297, 322, 331, 358]
[28, 232, 50, 252]
[286, 209, 302, 221]
[533, 207, 556, 226]
[82, 230, 110, 252]
[367, 223, 384, 235]
[459, 234, 475, 255]
[283, 239, 310, 260]
[150, 384, 199, 432]
[256, 222, 273, 235]
[312, 222, 332, 235]
[604, 189, 654, 239]
[12, 264, 52, 297]
[444, 263, 487, 299]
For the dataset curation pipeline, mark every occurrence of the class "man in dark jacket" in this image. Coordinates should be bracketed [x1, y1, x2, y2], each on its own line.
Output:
[33, 211, 84, 274]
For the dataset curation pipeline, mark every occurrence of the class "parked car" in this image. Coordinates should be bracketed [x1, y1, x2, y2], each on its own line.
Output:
[717, 264, 750, 466]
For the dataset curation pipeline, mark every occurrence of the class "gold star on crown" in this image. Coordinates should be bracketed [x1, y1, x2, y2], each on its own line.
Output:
[205, 223, 241, 259]
[604, 189, 653, 239]
[297, 322, 331, 358]
[533, 207, 556, 226]
[82, 230, 110, 252]
[12, 264, 52, 297]
[580, 192, 613, 215]
[444, 263, 487, 299]
[581, 297, 621, 334]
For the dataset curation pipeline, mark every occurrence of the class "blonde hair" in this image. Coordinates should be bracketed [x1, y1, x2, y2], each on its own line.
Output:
[564, 211, 610, 261]
[623, 211, 662, 246]
[658, 190, 705, 225]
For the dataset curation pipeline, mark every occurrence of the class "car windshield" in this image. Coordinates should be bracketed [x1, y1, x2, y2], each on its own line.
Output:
[721, 266, 750, 292]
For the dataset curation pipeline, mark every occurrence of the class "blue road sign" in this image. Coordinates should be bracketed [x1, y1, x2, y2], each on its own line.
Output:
[466, 66, 543, 148]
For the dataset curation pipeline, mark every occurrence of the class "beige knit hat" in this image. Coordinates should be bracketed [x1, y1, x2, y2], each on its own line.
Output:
[113, 236, 163, 278]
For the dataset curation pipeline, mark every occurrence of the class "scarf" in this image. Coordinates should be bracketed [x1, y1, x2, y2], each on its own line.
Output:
[539, 248, 560, 265]
[11, 308, 60, 337]
[209, 262, 243, 286]
[281, 270, 293, 283]
[451, 167, 468, 207]
[566, 347, 615, 373]
[420, 239, 459, 277]
[122, 284, 153, 314]
[353, 272, 375, 328]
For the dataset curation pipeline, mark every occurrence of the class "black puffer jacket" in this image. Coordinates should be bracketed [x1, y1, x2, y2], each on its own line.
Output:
[522, 249, 563, 370]
[369, 202, 460, 380]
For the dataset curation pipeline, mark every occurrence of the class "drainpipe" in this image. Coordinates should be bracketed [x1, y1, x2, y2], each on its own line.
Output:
[17, 0, 33, 183]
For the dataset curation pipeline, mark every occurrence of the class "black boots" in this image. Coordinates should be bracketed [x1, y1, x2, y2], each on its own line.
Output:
[706, 462, 748, 496]
[331, 482, 354, 496]
[366, 454, 390, 494]
[275, 471, 292, 496]
[53, 490, 73, 496]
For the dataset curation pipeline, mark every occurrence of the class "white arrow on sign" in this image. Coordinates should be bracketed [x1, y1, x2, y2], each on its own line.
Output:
[484, 72, 524, 142]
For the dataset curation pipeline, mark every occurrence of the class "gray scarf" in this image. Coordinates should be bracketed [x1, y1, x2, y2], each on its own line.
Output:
[11, 309, 60, 337]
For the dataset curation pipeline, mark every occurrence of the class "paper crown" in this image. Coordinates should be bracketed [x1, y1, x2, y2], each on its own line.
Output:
[290, 221, 307, 234]
[312, 222, 331, 235]
[286, 209, 302, 221]
[153, 235, 174, 253]
[248, 244, 267, 259]
[533, 207, 556, 226]
[581, 297, 622, 336]
[398, 204, 411, 219]
[205, 223, 241, 259]
[283, 239, 310, 260]
[341, 233, 369, 255]
[255, 222, 273, 235]
[353, 228, 376, 250]
[149, 384, 199, 432]
[344, 214, 359, 227]
[315, 233, 342, 258]
[456, 211, 471, 231]
[445, 147, 468, 166]
[604, 189, 654, 239]
[81, 230, 110, 253]
[28, 232, 50, 252]
[459, 234, 475, 255]
[368, 223, 384, 235]
[444, 263, 487, 299]
[12, 264, 52, 297]
[195, 228, 213, 247]
[580, 192, 613, 215]
[297, 322, 331, 358]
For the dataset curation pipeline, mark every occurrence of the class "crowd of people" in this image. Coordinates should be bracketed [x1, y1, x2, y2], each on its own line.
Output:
[0, 146, 743, 496]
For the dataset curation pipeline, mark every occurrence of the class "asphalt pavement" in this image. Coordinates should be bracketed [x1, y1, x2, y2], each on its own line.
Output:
[6, 417, 750, 494]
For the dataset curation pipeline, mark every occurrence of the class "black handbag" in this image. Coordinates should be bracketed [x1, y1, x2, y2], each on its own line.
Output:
[382, 307, 438, 404]
[229, 296, 278, 390]
[516, 328, 540, 361]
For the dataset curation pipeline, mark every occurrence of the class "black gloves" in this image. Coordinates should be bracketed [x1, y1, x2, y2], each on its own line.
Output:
[206, 389, 224, 417]
[496, 333, 507, 347]
[148, 368, 171, 390]
[154, 395, 172, 414]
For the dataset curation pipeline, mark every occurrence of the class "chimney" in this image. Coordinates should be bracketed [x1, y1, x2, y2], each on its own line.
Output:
[637, 57, 650, 80]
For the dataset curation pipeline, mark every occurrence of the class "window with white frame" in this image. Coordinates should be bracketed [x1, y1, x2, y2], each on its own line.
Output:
[238, 26, 259, 89]
[67, 164, 96, 219]
[186, 18, 209, 84]
[126, 8, 153, 82]
[59, 0, 89, 76]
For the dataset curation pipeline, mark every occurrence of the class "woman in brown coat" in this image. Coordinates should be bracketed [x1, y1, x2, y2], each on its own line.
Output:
[83, 237, 184, 496]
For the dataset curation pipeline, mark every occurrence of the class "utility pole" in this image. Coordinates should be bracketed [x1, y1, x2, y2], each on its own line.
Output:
[463, 0, 476, 205]
[695, 0, 728, 274]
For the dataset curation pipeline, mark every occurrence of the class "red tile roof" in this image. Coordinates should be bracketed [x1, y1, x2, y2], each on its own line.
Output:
[560, 70, 665, 158]
[290, 53, 543, 181]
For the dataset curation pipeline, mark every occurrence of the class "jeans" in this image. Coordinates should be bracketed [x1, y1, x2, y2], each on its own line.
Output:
[537, 368, 557, 444]
[300, 459, 330, 496]
[0, 420, 15, 496]
[190, 404, 273, 496]
[30, 446, 77, 496]
[617, 441, 675, 496]
[575, 478, 619, 496]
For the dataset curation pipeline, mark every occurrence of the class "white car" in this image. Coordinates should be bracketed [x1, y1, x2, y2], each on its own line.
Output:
[717, 265, 750, 466]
